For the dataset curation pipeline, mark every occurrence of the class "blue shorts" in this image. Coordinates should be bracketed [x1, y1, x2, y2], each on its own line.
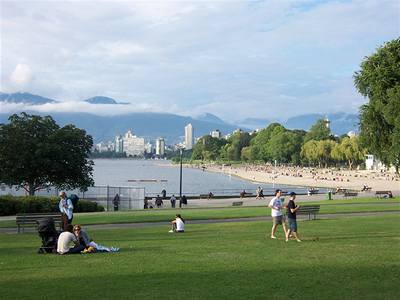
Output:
[288, 218, 297, 232]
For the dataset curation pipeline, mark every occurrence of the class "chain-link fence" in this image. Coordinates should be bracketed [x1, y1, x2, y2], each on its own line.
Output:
[0, 184, 145, 211]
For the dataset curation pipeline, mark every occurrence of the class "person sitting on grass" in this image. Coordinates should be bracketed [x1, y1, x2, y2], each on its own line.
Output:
[73, 225, 119, 253]
[169, 214, 185, 233]
[57, 224, 85, 255]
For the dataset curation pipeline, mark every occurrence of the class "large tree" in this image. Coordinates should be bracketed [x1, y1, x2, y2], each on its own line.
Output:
[304, 119, 332, 143]
[0, 113, 94, 195]
[354, 38, 400, 173]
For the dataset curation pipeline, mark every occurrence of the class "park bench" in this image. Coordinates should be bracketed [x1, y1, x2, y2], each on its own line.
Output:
[344, 192, 358, 197]
[375, 191, 392, 198]
[296, 205, 321, 220]
[16, 212, 62, 234]
[334, 188, 347, 194]
[232, 201, 243, 206]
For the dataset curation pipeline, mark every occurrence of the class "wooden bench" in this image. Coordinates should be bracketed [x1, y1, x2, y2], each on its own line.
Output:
[232, 201, 243, 206]
[296, 205, 320, 220]
[375, 191, 392, 198]
[16, 213, 63, 233]
[344, 192, 358, 197]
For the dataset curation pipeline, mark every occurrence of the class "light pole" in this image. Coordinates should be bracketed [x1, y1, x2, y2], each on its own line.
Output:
[179, 148, 183, 205]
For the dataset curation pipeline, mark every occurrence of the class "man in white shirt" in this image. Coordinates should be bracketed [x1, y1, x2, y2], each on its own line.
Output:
[268, 189, 288, 239]
[169, 214, 185, 233]
[57, 224, 85, 254]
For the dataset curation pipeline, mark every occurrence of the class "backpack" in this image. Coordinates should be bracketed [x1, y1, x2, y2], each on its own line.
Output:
[69, 194, 79, 207]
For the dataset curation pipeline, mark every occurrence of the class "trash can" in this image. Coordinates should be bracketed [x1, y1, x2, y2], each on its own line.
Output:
[327, 191, 332, 200]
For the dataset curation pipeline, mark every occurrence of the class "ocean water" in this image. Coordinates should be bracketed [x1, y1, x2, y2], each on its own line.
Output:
[92, 159, 312, 197]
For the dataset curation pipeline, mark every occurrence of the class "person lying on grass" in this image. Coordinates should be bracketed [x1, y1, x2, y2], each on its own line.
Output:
[73, 225, 119, 253]
[169, 214, 185, 233]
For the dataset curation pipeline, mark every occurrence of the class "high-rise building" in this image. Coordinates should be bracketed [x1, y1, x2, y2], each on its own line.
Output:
[115, 135, 123, 153]
[211, 129, 221, 138]
[156, 138, 165, 156]
[123, 130, 145, 157]
[185, 123, 194, 150]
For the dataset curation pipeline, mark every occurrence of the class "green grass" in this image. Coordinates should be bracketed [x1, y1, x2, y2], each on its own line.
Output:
[0, 214, 399, 299]
[0, 197, 399, 228]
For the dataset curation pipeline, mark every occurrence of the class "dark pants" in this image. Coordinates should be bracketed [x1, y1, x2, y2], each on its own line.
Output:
[171, 201, 176, 208]
[66, 244, 85, 254]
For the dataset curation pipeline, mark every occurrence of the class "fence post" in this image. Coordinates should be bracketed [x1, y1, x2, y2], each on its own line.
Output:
[106, 185, 110, 211]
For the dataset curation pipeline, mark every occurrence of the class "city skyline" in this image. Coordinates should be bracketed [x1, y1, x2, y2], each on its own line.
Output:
[1, 1, 398, 122]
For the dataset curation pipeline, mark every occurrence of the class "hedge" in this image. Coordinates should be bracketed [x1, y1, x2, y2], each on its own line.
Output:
[0, 195, 104, 216]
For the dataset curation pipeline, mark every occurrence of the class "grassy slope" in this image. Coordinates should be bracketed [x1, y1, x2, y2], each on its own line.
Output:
[0, 214, 399, 299]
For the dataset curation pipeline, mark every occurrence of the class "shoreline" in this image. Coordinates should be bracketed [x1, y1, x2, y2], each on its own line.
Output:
[189, 163, 400, 194]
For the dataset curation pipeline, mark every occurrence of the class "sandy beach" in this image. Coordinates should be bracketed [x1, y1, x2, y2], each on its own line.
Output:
[192, 163, 400, 195]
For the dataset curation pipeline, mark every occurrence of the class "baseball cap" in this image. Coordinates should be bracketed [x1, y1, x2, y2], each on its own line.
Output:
[289, 192, 296, 196]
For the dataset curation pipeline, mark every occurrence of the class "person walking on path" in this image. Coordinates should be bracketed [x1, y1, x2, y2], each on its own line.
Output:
[268, 189, 287, 239]
[170, 195, 176, 208]
[285, 192, 301, 242]
[58, 191, 73, 230]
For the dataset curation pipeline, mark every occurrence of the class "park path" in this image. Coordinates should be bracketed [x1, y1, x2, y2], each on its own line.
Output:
[1, 210, 399, 234]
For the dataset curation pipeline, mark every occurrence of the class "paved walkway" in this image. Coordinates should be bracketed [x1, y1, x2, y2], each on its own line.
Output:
[2, 210, 399, 234]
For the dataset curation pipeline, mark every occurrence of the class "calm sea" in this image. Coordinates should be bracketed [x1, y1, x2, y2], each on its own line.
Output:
[92, 159, 311, 197]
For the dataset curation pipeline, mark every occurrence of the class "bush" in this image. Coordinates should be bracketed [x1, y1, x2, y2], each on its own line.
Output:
[0, 195, 104, 216]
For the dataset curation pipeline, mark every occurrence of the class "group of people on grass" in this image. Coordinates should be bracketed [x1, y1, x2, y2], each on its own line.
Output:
[269, 189, 301, 242]
[57, 191, 119, 255]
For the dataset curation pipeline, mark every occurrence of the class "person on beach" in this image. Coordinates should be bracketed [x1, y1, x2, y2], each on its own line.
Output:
[169, 214, 185, 233]
[268, 189, 287, 239]
[285, 192, 301, 242]
[58, 191, 74, 230]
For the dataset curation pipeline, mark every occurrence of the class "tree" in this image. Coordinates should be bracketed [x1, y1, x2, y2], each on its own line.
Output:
[335, 137, 365, 169]
[220, 130, 251, 161]
[354, 38, 400, 173]
[304, 119, 331, 143]
[191, 135, 226, 161]
[0, 113, 94, 195]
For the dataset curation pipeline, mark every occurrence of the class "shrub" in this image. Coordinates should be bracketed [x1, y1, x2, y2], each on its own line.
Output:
[0, 195, 104, 216]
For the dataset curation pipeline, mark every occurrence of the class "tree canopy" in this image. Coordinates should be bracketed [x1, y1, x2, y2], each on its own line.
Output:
[0, 113, 94, 195]
[354, 38, 400, 173]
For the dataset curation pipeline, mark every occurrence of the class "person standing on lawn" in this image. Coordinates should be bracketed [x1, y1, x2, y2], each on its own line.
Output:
[286, 192, 301, 242]
[268, 189, 287, 239]
[58, 191, 73, 230]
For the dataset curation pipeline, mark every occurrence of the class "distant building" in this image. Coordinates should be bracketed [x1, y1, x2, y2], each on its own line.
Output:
[365, 154, 385, 171]
[95, 141, 114, 153]
[156, 138, 165, 156]
[185, 123, 194, 150]
[115, 135, 124, 153]
[211, 129, 221, 138]
[123, 130, 145, 157]
[144, 142, 153, 154]
[324, 116, 330, 129]
[347, 131, 357, 138]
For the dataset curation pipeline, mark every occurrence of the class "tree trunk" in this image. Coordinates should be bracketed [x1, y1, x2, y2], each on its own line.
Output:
[28, 183, 35, 196]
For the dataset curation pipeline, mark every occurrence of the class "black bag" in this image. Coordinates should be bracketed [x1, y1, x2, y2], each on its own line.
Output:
[69, 194, 79, 207]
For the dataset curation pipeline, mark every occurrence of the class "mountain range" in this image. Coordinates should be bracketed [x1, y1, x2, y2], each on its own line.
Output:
[0, 92, 360, 143]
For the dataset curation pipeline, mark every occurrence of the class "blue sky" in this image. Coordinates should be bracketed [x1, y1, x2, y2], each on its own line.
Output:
[1, 0, 399, 122]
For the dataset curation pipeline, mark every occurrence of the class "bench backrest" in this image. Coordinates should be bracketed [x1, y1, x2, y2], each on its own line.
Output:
[375, 191, 391, 194]
[297, 205, 320, 213]
[232, 201, 243, 206]
[16, 213, 62, 225]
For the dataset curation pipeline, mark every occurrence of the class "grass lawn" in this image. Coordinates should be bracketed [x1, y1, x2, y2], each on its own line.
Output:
[0, 197, 399, 228]
[0, 214, 399, 299]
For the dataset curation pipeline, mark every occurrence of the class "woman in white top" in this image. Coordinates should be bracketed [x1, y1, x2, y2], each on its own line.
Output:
[169, 214, 185, 233]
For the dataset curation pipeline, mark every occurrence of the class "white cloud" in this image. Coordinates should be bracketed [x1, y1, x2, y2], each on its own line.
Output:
[1, 0, 398, 121]
[9, 64, 33, 86]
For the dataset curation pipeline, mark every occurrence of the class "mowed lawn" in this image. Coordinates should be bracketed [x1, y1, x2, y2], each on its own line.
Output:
[0, 214, 399, 299]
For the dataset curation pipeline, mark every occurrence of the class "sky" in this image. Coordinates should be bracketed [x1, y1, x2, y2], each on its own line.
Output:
[1, 0, 399, 122]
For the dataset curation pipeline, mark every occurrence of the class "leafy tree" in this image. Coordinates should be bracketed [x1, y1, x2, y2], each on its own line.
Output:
[334, 137, 365, 169]
[0, 113, 94, 195]
[249, 123, 285, 161]
[301, 139, 337, 167]
[220, 130, 251, 161]
[301, 140, 320, 166]
[304, 119, 331, 142]
[354, 38, 400, 173]
[192, 135, 226, 161]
